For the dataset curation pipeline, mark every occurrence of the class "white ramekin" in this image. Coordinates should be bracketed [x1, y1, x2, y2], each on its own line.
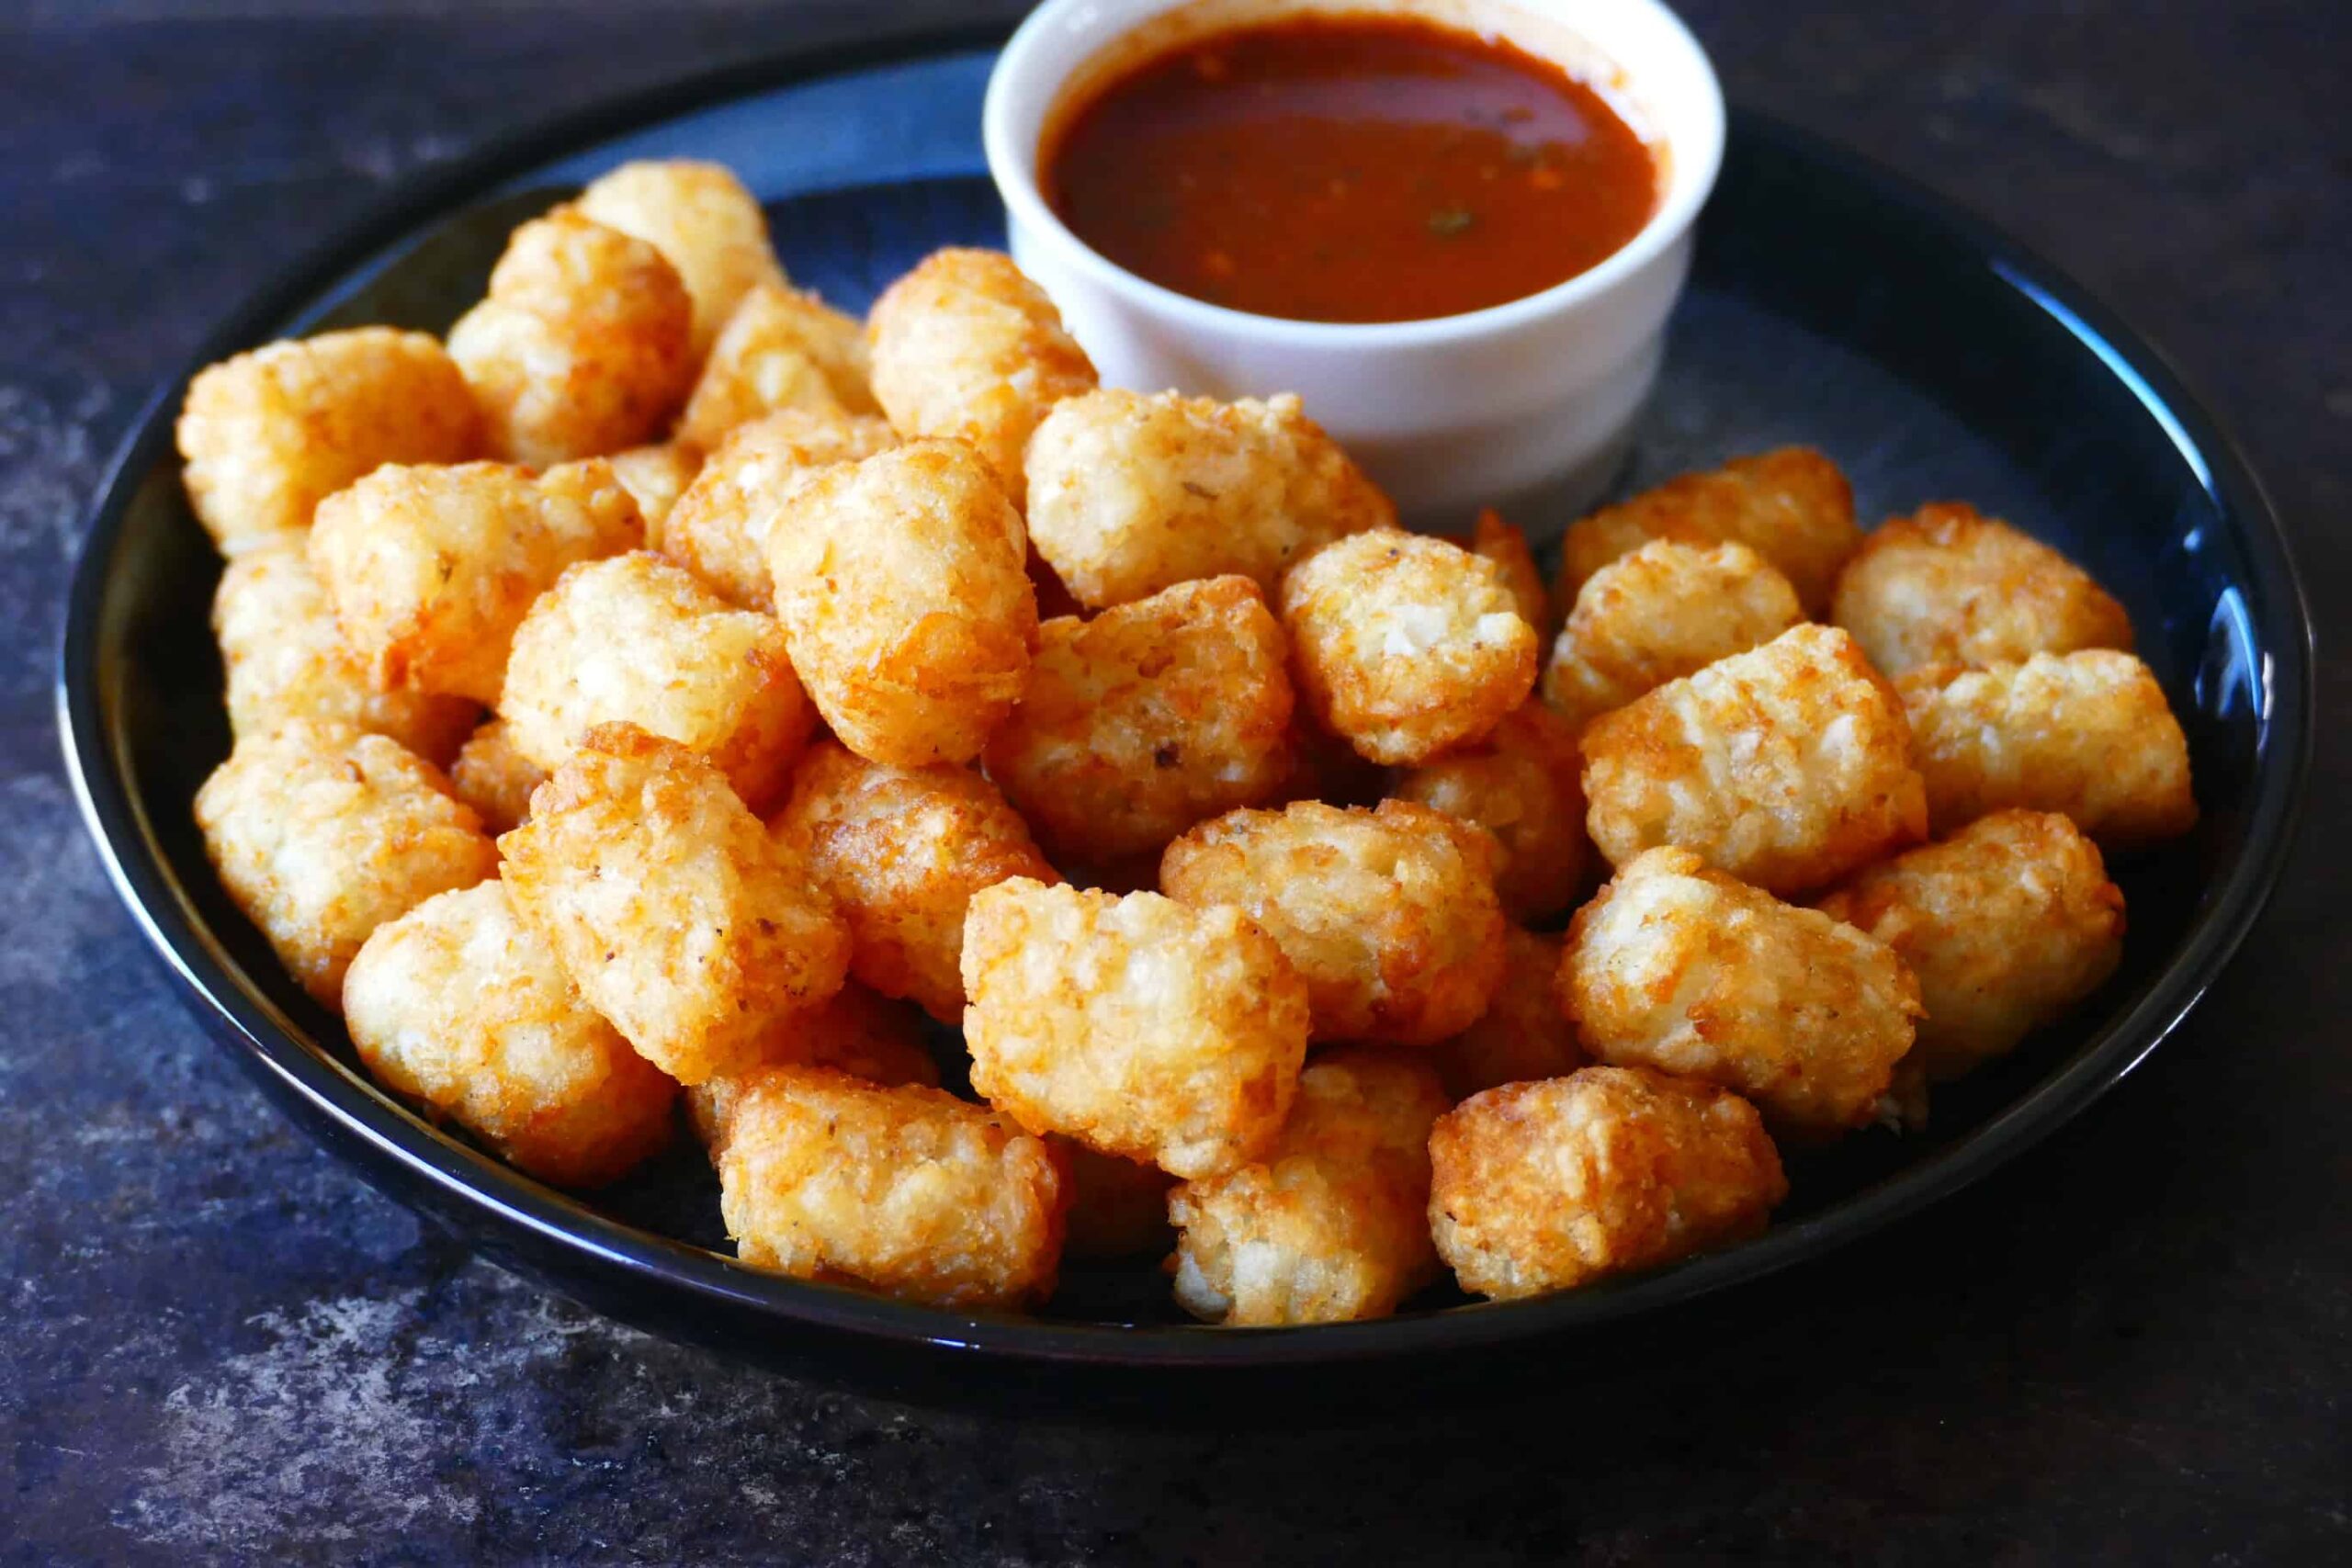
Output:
[983, 0, 1724, 530]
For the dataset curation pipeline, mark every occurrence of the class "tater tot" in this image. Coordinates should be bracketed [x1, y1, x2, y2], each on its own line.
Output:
[983, 576, 1295, 864]
[1581, 624, 1928, 896]
[770, 739, 1057, 1023]
[1562, 846, 1921, 1141]
[676, 282, 875, 450]
[211, 540, 476, 765]
[961, 880, 1309, 1180]
[686, 982, 939, 1158]
[1169, 1047, 1449, 1325]
[1428, 928, 1587, 1101]
[1557, 446, 1859, 615]
[308, 458, 642, 705]
[448, 718, 545, 835]
[1023, 388, 1396, 608]
[1448, 509, 1550, 637]
[175, 326, 481, 553]
[343, 881, 675, 1188]
[718, 1066, 1064, 1310]
[660, 408, 898, 609]
[1816, 810, 2126, 1082]
[1898, 651, 2197, 848]
[499, 552, 813, 812]
[865, 248, 1097, 506]
[574, 159, 787, 359]
[194, 720, 499, 1009]
[1388, 700, 1587, 922]
[499, 724, 850, 1086]
[1541, 539, 1804, 731]
[766, 439, 1037, 766]
[1280, 530, 1540, 767]
[605, 442, 701, 547]
[1159, 799, 1506, 1046]
[1831, 502, 2134, 678]
[1429, 1066, 1787, 1300]
[1055, 1139, 1179, 1259]
[447, 209, 695, 465]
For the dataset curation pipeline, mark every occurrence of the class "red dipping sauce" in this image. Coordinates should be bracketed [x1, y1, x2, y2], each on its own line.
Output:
[1042, 14, 1659, 324]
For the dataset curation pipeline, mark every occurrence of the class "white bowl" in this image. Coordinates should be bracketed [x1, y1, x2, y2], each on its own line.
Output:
[983, 0, 1724, 531]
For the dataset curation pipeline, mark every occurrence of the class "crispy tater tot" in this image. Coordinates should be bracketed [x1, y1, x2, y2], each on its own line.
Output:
[447, 209, 695, 465]
[499, 725, 850, 1086]
[343, 881, 675, 1188]
[983, 576, 1295, 864]
[1581, 624, 1928, 896]
[605, 442, 701, 547]
[1023, 388, 1396, 608]
[1389, 700, 1587, 921]
[718, 1066, 1064, 1310]
[766, 439, 1037, 766]
[1898, 651, 2197, 849]
[865, 248, 1097, 506]
[1448, 509, 1550, 637]
[175, 326, 481, 553]
[1169, 1047, 1449, 1325]
[448, 718, 545, 835]
[1817, 810, 2126, 1082]
[1831, 502, 2134, 677]
[1563, 846, 1921, 1141]
[1160, 799, 1507, 1046]
[1280, 530, 1540, 766]
[211, 540, 476, 765]
[309, 458, 642, 705]
[676, 282, 876, 449]
[574, 159, 787, 360]
[1429, 1066, 1787, 1300]
[1054, 1139, 1179, 1259]
[1556, 446, 1860, 615]
[1428, 927, 1587, 1100]
[770, 739, 1057, 1023]
[499, 552, 813, 812]
[686, 982, 939, 1158]
[194, 720, 498, 1009]
[1541, 539, 1804, 731]
[961, 880, 1310, 1179]
[660, 408, 898, 609]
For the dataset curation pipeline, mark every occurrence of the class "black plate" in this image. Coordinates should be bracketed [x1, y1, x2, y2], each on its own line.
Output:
[58, 30, 2311, 1404]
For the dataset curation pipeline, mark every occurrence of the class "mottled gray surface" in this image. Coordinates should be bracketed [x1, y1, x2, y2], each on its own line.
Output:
[5, 2, 2348, 1562]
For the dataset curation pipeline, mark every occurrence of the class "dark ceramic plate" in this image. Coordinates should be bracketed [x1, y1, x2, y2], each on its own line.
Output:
[59, 29, 2310, 1404]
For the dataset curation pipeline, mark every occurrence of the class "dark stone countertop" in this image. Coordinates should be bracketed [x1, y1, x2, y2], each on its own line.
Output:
[4, 2, 2346, 1562]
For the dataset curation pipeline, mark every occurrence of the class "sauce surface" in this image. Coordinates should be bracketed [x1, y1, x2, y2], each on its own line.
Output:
[1044, 15, 1658, 324]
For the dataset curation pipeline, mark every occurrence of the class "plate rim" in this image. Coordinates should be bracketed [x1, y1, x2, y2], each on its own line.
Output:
[56, 24, 2315, 1373]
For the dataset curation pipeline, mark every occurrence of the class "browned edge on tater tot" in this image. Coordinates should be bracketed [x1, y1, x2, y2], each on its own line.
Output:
[1561, 845, 1920, 1142]
[1555, 446, 1859, 615]
[765, 438, 1037, 767]
[961, 879, 1309, 1180]
[1160, 798, 1507, 1046]
[770, 739, 1058, 1023]
[983, 574, 1295, 866]
[1170, 1047, 1450, 1325]
[1430, 1066, 1787, 1300]
[1580, 623, 1927, 897]
[499, 723, 850, 1086]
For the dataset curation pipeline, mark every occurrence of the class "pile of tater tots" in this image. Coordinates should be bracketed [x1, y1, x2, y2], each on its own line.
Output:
[178, 158, 2197, 1325]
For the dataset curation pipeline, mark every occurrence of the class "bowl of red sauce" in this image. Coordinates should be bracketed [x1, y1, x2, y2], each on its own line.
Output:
[984, 0, 1724, 525]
